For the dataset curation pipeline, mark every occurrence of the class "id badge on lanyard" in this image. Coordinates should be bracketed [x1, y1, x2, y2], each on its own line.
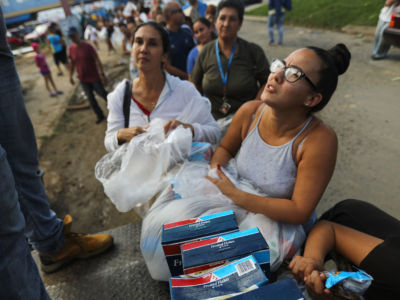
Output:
[216, 40, 237, 115]
[220, 86, 231, 115]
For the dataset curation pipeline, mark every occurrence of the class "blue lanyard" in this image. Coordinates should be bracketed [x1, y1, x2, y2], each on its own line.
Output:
[215, 39, 237, 92]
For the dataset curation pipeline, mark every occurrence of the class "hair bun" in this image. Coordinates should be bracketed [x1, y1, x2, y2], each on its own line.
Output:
[328, 43, 351, 75]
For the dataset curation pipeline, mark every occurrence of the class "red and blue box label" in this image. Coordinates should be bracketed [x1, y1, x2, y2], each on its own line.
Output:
[162, 210, 238, 276]
[181, 227, 270, 278]
[170, 255, 268, 300]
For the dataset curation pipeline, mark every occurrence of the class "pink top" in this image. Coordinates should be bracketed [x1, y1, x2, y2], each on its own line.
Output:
[34, 53, 50, 73]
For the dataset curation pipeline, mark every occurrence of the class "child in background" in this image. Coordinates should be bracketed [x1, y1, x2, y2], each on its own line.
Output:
[32, 42, 63, 97]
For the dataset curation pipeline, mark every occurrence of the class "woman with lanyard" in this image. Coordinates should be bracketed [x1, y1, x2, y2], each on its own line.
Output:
[191, 0, 270, 120]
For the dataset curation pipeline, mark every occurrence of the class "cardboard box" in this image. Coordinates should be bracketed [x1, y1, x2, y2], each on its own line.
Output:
[230, 278, 305, 299]
[170, 255, 268, 300]
[181, 228, 270, 278]
[162, 210, 238, 276]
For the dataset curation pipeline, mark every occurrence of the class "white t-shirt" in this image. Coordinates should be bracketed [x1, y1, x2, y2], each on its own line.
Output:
[379, 4, 396, 22]
[123, 2, 138, 18]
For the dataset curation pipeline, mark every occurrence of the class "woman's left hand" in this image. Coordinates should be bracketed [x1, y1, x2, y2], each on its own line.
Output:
[289, 255, 324, 282]
[206, 166, 242, 203]
[304, 271, 339, 299]
[163, 119, 194, 136]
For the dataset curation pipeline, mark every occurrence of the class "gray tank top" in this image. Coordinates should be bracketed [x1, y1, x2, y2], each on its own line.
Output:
[236, 106, 316, 231]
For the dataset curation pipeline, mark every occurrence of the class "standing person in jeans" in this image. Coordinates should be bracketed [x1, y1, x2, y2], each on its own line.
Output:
[68, 26, 109, 124]
[371, 0, 400, 60]
[267, 0, 292, 45]
[0, 10, 113, 298]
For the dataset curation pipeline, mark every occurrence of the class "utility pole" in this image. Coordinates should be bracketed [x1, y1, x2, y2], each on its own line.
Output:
[57, 0, 82, 42]
[59, 0, 72, 17]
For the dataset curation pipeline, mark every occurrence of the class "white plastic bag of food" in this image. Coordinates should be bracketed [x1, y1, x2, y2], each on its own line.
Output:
[140, 161, 237, 281]
[140, 160, 306, 281]
[95, 119, 192, 212]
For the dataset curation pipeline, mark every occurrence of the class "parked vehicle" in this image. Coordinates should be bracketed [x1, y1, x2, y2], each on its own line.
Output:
[6, 30, 24, 48]
[384, 4, 400, 48]
[24, 22, 50, 42]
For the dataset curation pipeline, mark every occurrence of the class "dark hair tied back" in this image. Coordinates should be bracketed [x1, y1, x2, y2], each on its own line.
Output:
[306, 43, 351, 112]
[327, 43, 351, 75]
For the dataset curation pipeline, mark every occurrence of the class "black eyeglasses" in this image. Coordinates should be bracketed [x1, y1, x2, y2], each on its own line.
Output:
[270, 58, 318, 90]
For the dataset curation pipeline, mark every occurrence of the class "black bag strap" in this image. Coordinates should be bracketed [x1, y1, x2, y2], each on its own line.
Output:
[123, 80, 132, 128]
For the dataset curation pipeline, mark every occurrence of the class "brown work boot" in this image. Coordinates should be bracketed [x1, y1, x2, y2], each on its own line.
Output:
[39, 215, 113, 273]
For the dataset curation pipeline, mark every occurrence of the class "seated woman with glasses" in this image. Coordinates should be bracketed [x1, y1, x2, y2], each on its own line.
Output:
[207, 43, 351, 235]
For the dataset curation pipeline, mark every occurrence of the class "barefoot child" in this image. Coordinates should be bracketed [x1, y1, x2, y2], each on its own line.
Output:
[31, 42, 63, 97]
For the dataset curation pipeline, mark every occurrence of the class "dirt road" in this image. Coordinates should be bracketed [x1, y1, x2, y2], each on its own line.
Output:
[17, 21, 400, 234]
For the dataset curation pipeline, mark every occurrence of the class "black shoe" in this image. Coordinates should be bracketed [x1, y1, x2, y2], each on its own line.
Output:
[96, 116, 105, 124]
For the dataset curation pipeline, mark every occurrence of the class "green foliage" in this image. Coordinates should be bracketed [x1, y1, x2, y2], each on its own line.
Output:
[245, 0, 383, 29]
[246, 4, 269, 16]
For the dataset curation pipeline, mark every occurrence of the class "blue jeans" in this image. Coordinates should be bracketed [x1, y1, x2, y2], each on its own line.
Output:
[0, 7, 63, 298]
[0, 146, 50, 299]
[372, 18, 391, 58]
[268, 12, 285, 44]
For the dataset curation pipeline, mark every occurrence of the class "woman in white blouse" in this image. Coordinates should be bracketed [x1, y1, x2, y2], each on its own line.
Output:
[105, 21, 220, 152]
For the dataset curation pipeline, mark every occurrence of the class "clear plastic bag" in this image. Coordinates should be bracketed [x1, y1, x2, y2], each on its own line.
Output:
[95, 119, 192, 212]
[140, 160, 306, 281]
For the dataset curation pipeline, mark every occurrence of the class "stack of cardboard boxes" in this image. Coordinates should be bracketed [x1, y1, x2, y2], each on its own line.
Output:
[161, 210, 304, 299]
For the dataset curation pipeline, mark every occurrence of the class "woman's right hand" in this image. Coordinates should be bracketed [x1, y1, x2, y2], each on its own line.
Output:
[117, 126, 146, 144]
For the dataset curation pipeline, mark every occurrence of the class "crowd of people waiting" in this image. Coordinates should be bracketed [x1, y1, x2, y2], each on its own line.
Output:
[2, 0, 400, 299]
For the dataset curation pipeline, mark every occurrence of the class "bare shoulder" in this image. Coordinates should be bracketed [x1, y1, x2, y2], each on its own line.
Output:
[303, 117, 338, 151]
[295, 117, 338, 166]
[310, 118, 337, 141]
[235, 100, 264, 120]
[231, 101, 264, 140]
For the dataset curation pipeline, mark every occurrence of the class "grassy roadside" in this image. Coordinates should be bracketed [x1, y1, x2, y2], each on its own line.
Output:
[246, 0, 382, 29]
